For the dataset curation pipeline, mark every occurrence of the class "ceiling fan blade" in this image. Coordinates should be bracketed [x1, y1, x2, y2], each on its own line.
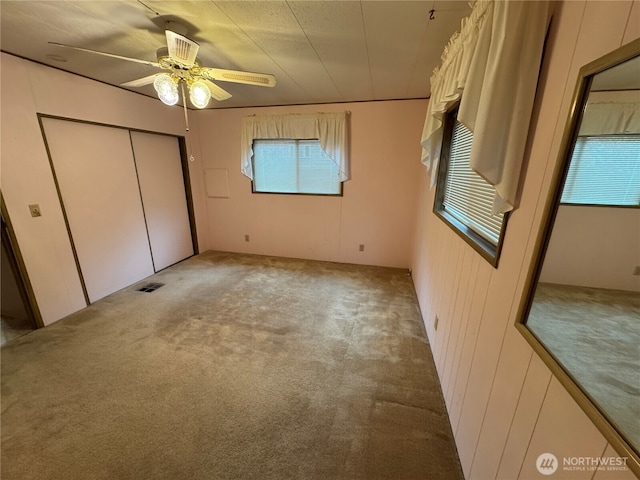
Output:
[202, 79, 232, 101]
[202, 68, 276, 88]
[49, 42, 160, 67]
[121, 74, 159, 88]
[166, 30, 199, 67]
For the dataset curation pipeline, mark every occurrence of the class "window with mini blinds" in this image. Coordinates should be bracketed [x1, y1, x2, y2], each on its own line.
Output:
[251, 139, 342, 195]
[434, 109, 508, 266]
[561, 134, 640, 206]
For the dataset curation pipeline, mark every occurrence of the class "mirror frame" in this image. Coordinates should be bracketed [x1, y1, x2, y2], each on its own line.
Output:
[516, 37, 640, 477]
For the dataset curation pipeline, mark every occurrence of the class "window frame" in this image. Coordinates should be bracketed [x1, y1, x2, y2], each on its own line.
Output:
[433, 107, 509, 267]
[250, 138, 344, 197]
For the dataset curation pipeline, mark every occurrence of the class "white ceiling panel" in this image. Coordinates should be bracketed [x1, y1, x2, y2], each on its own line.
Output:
[0, 0, 471, 109]
[215, 1, 342, 104]
[406, 1, 472, 98]
[363, 1, 434, 100]
[287, 1, 372, 102]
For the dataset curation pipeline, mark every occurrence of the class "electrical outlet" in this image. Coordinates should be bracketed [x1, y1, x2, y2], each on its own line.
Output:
[244, 234, 250, 242]
[359, 244, 365, 252]
[29, 204, 42, 217]
[434, 315, 439, 331]
[633, 266, 640, 276]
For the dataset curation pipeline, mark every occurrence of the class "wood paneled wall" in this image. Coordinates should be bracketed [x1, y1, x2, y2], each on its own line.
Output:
[410, 2, 639, 479]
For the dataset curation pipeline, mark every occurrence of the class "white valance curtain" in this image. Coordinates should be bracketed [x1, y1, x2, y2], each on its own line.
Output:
[241, 112, 350, 181]
[421, 0, 553, 214]
[579, 91, 640, 135]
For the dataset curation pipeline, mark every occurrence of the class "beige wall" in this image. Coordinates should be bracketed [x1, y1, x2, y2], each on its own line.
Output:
[196, 100, 426, 267]
[410, 2, 639, 479]
[0, 53, 209, 325]
[1, 52, 425, 325]
[540, 205, 640, 292]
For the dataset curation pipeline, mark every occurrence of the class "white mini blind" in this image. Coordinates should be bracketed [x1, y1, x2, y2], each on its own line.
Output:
[442, 121, 504, 245]
[561, 135, 640, 206]
[253, 139, 341, 195]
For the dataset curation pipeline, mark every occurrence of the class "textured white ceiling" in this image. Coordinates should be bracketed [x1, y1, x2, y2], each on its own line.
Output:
[0, 0, 472, 109]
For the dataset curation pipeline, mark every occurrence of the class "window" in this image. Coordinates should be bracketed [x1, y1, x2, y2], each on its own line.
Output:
[434, 109, 508, 266]
[561, 135, 640, 206]
[252, 139, 342, 195]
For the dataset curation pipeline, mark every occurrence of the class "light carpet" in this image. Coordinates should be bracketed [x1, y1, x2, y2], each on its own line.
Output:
[527, 282, 640, 449]
[1, 251, 463, 480]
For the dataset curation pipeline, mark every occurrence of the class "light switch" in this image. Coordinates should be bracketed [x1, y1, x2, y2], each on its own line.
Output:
[29, 204, 42, 217]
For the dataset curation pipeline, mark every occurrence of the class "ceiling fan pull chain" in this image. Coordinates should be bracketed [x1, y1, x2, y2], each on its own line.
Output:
[180, 81, 190, 131]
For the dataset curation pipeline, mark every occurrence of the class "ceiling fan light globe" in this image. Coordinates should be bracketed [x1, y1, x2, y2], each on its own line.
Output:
[153, 74, 179, 106]
[153, 73, 174, 93]
[158, 89, 180, 106]
[189, 81, 212, 109]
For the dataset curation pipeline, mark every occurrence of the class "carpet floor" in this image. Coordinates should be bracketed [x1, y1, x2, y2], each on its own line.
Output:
[1, 251, 463, 480]
[527, 282, 640, 449]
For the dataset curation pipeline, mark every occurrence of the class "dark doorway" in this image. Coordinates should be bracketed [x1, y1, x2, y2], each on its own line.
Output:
[1, 215, 37, 345]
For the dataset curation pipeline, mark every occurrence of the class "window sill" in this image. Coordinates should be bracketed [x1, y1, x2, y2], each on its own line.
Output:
[433, 208, 504, 268]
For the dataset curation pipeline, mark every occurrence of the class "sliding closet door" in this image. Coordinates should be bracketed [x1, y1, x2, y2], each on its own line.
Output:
[130, 131, 194, 271]
[42, 118, 154, 303]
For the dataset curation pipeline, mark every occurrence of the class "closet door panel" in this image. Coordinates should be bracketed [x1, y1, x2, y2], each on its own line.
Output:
[130, 131, 194, 271]
[42, 118, 154, 302]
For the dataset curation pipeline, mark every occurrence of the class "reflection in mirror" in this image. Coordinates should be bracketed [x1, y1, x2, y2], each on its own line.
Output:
[522, 44, 640, 467]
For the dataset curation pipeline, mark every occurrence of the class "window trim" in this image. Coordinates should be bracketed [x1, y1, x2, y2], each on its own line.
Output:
[250, 138, 344, 197]
[433, 107, 509, 267]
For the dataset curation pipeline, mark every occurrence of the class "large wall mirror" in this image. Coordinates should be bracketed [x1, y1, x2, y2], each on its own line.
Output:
[517, 37, 640, 476]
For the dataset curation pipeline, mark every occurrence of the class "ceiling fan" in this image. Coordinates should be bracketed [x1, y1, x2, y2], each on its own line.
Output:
[49, 21, 276, 109]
